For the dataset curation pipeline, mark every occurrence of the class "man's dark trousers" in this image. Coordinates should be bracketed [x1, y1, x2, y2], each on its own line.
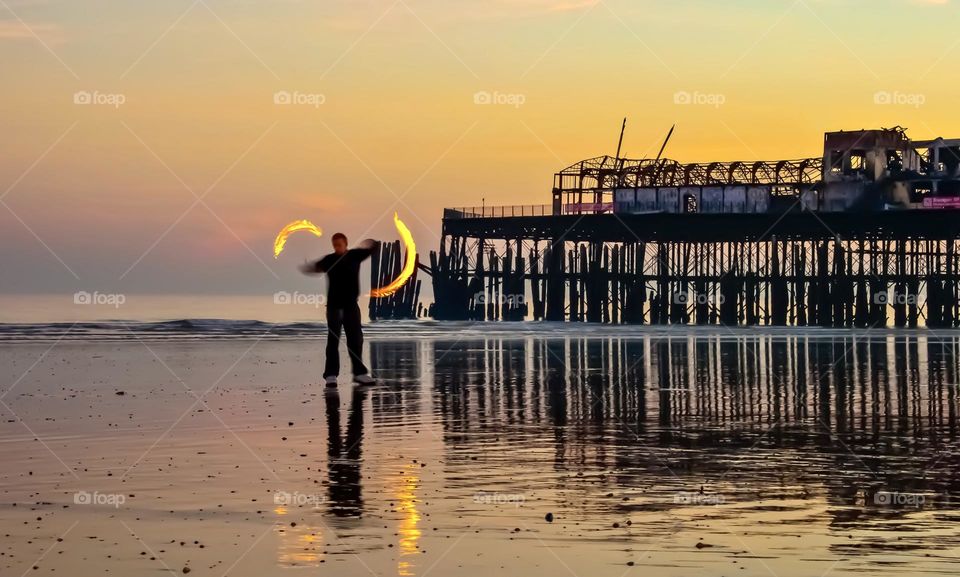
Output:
[324, 303, 368, 378]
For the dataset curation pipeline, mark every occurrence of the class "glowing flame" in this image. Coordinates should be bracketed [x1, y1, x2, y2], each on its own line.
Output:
[371, 212, 417, 298]
[274, 219, 323, 258]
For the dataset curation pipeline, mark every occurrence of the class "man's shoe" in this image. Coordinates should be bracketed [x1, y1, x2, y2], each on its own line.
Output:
[324, 375, 338, 387]
[354, 374, 376, 385]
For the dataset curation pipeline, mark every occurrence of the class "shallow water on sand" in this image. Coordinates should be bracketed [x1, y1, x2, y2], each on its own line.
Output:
[2, 329, 959, 576]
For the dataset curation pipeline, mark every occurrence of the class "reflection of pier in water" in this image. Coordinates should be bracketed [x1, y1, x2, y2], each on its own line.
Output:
[371, 335, 960, 432]
[369, 334, 960, 537]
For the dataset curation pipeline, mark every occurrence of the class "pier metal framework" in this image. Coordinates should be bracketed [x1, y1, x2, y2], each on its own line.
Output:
[430, 211, 960, 327]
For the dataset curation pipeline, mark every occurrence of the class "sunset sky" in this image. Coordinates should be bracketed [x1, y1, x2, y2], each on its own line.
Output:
[1, 0, 958, 297]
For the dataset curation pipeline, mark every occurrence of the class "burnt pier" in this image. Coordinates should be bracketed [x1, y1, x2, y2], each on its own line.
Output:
[427, 128, 960, 327]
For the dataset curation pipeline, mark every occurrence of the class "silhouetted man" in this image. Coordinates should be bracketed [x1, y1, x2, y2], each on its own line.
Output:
[300, 233, 377, 386]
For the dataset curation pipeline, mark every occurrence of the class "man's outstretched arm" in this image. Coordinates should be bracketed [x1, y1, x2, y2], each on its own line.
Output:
[299, 256, 329, 275]
[352, 239, 378, 260]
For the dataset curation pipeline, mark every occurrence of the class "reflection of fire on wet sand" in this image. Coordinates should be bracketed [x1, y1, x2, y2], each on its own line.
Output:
[270, 464, 421, 572]
[394, 463, 422, 577]
[273, 504, 326, 567]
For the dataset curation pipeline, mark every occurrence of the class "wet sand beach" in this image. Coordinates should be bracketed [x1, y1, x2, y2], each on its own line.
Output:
[2, 323, 959, 576]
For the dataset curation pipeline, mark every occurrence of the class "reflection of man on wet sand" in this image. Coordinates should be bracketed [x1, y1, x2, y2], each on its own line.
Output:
[324, 387, 366, 517]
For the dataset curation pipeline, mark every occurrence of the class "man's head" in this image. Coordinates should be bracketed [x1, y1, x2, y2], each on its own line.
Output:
[331, 232, 348, 255]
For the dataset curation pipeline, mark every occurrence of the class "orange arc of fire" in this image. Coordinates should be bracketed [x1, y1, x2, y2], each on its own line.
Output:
[274, 220, 323, 258]
[371, 212, 417, 298]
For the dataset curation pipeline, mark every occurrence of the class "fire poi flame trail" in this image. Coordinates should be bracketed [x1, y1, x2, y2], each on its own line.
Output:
[371, 212, 417, 298]
[273, 220, 323, 258]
